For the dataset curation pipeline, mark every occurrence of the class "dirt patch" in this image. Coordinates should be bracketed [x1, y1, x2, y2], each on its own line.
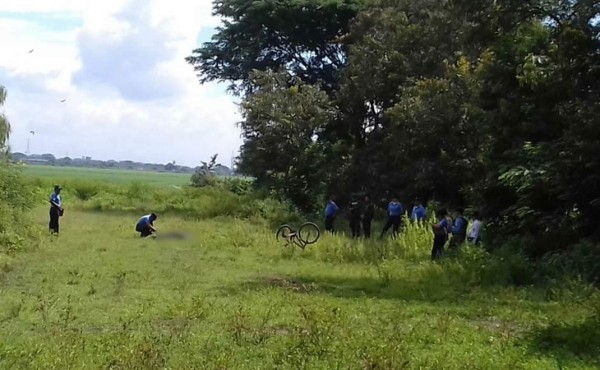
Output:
[271, 326, 293, 335]
[469, 317, 524, 337]
[258, 276, 319, 293]
[153, 317, 191, 332]
[156, 231, 189, 241]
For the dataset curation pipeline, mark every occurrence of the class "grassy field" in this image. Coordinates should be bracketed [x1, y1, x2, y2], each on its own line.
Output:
[21, 165, 192, 187]
[0, 206, 598, 369]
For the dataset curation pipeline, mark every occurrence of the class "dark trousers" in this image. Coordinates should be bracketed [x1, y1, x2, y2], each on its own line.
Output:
[449, 234, 466, 249]
[325, 216, 335, 233]
[362, 218, 372, 238]
[381, 215, 401, 237]
[136, 224, 153, 238]
[431, 236, 446, 261]
[350, 217, 361, 238]
[49, 207, 60, 234]
[467, 236, 481, 246]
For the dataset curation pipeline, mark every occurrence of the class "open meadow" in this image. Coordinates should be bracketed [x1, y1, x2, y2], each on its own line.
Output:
[21, 165, 192, 187]
[0, 170, 598, 369]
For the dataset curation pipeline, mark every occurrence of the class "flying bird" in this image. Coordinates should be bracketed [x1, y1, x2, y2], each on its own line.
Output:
[29, 131, 35, 135]
[60, 99, 66, 102]
[28, 49, 34, 53]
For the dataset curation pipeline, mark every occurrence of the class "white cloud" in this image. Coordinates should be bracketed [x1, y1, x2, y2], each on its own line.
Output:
[0, 0, 241, 167]
[0, 0, 88, 14]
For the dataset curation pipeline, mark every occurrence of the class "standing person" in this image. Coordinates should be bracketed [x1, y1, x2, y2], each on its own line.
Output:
[324, 197, 339, 233]
[445, 213, 454, 236]
[468, 212, 482, 246]
[411, 199, 427, 223]
[49, 185, 64, 235]
[380, 196, 404, 238]
[348, 198, 361, 238]
[362, 195, 375, 239]
[136, 213, 157, 238]
[431, 208, 449, 261]
[449, 208, 468, 249]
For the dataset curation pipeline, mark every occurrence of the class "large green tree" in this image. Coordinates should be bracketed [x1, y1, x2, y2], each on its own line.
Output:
[187, 0, 365, 210]
[190, 0, 600, 259]
[473, 0, 600, 252]
[0, 85, 10, 153]
[331, 0, 502, 203]
[238, 69, 337, 211]
[186, 0, 363, 95]
[0, 85, 35, 253]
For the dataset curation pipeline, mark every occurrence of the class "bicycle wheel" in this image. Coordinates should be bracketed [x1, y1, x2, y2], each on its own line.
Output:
[276, 225, 294, 241]
[298, 222, 320, 245]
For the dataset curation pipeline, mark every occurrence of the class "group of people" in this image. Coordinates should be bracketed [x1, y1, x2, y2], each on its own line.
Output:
[324, 195, 482, 260]
[49, 185, 482, 260]
[430, 208, 482, 260]
[48, 185, 158, 238]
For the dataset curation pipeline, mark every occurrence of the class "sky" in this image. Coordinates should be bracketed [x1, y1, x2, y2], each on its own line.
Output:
[0, 0, 242, 167]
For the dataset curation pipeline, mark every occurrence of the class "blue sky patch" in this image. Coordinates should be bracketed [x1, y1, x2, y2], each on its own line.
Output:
[0, 12, 83, 32]
[196, 26, 218, 45]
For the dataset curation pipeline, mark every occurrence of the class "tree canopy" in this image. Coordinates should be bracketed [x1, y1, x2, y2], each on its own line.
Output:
[0, 85, 10, 153]
[186, 0, 363, 95]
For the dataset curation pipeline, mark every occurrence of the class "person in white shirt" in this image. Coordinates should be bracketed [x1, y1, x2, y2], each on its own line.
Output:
[467, 212, 482, 246]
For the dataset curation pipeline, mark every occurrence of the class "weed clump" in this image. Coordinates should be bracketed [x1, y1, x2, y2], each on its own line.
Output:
[0, 162, 38, 253]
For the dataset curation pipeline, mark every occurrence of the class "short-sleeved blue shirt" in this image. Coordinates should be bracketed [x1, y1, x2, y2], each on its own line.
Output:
[324, 201, 338, 217]
[50, 192, 61, 207]
[411, 205, 426, 221]
[136, 215, 152, 228]
[388, 201, 403, 216]
[436, 217, 449, 239]
[452, 216, 467, 235]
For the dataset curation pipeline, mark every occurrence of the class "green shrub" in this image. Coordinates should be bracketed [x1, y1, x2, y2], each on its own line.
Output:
[70, 181, 101, 201]
[538, 242, 600, 286]
[127, 181, 152, 200]
[51, 180, 299, 228]
[224, 177, 254, 196]
[481, 245, 535, 286]
[0, 162, 37, 253]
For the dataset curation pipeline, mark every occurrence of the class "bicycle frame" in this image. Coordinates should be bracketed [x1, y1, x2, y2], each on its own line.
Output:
[276, 222, 320, 250]
[285, 232, 308, 249]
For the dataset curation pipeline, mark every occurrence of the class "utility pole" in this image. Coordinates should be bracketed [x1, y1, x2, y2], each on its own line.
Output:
[26, 130, 34, 154]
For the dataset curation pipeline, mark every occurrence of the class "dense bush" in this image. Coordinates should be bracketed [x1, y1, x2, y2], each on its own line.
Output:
[0, 162, 38, 253]
[188, 0, 600, 265]
[538, 243, 600, 286]
[23, 178, 301, 228]
[71, 181, 102, 201]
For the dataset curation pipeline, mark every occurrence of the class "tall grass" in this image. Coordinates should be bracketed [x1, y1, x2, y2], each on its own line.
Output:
[0, 162, 39, 253]
[21, 175, 600, 287]
[0, 173, 598, 368]
[24, 177, 300, 228]
[0, 208, 598, 369]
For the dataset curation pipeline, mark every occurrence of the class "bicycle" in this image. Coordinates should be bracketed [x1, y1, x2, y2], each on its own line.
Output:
[276, 222, 320, 249]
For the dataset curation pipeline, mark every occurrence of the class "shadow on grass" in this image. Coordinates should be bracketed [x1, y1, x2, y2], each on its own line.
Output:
[227, 269, 478, 305]
[526, 317, 600, 367]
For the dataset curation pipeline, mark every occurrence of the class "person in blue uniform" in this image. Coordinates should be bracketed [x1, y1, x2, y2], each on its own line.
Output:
[324, 197, 339, 233]
[380, 196, 404, 238]
[411, 199, 427, 223]
[136, 213, 157, 238]
[49, 185, 64, 234]
[431, 209, 449, 260]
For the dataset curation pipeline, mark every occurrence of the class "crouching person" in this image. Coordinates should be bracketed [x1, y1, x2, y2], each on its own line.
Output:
[136, 213, 157, 238]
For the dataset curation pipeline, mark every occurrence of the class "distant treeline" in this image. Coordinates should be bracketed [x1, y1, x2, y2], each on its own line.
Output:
[10, 152, 234, 176]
